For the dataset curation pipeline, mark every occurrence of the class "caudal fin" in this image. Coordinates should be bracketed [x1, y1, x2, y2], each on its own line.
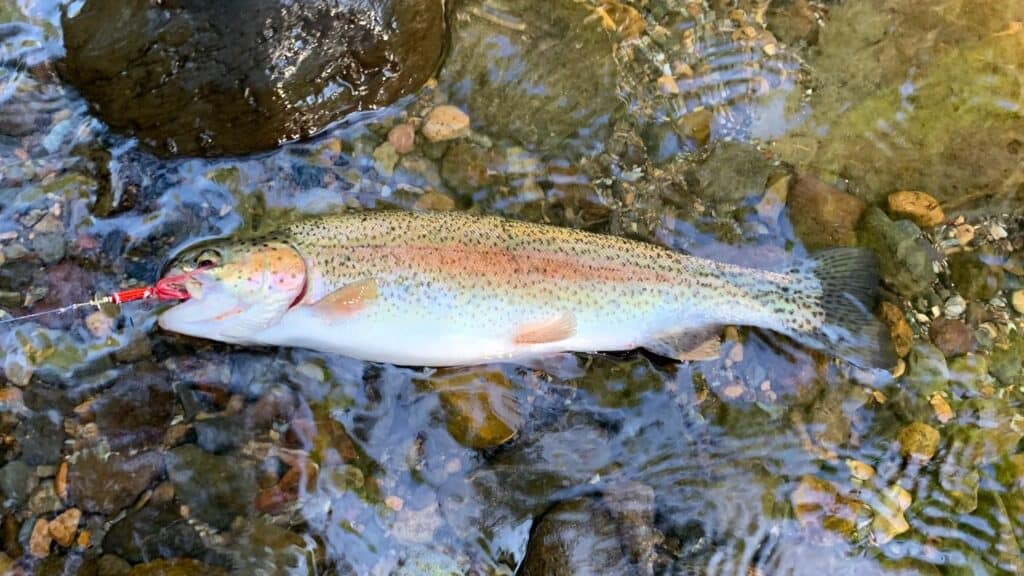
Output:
[786, 248, 896, 370]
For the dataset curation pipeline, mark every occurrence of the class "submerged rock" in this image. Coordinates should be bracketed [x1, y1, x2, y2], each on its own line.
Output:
[903, 342, 949, 396]
[777, 0, 1024, 205]
[103, 502, 205, 564]
[58, 0, 448, 157]
[857, 208, 936, 297]
[897, 422, 941, 462]
[929, 318, 974, 358]
[438, 0, 621, 151]
[785, 173, 866, 249]
[166, 445, 258, 530]
[68, 450, 164, 514]
[424, 369, 523, 449]
[948, 251, 1004, 302]
[518, 498, 632, 576]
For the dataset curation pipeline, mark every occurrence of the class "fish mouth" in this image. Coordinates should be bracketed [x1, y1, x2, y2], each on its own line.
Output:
[157, 285, 249, 338]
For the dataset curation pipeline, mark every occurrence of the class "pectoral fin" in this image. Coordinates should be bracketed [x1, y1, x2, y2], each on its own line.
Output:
[646, 326, 722, 361]
[514, 312, 577, 344]
[308, 278, 379, 320]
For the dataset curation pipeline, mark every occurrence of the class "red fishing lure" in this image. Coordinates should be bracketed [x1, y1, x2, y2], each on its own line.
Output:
[0, 269, 199, 324]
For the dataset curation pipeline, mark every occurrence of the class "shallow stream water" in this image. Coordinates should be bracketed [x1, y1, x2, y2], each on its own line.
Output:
[0, 1, 1022, 575]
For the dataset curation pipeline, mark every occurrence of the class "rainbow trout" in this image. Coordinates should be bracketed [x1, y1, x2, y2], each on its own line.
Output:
[157, 211, 895, 369]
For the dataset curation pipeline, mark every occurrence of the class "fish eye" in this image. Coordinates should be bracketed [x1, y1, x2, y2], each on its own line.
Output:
[195, 249, 222, 268]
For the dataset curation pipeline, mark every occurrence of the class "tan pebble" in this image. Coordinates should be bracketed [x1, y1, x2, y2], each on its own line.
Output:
[879, 302, 913, 358]
[729, 8, 746, 22]
[180, 504, 190, 518]
[930, 394, 954, 424]
[672, 61, 694, 78]
[421, 105, 470, 142]
[887, 191, 944, 227]
[76, 530, 91, 549]
[48, 508, 81, 548]
[1011, 290, 1024, 314]
[756, 173, 791, 223]
[759, 380, 771, 391]
[656, 75, 679, 95]
[762, 43, 778, 56]
[872, 390, 888, 404]
[56, 462, 68, 501]
[727, 343, 744, 364]
[30, 519, 52, 557]
[722, 383, 745, 399]
[445, 459, 462, 475]
[897, 422, 941, 462]
[322, 139, 342, 155]
[678, 108, 713, 146]
[84, 311, 113, 339]
[388, 123, 416, 154]
[385, 495, 404, 512]
[891, 358, 906, 379]
[414, 190, 456, 212]
[845, 459, 876, 481]
[954, 224, 975, 246]
[0, 387, 25, 413]
[72, 398, 96, 418]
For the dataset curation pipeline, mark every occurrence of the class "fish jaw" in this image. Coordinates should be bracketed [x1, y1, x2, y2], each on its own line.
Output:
[158, 240, 309, 344]
[158, 281, 254, 343]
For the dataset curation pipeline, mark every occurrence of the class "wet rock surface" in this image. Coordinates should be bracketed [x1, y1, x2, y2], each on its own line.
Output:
[103, 502, 206, 564]
[58, 0, 448, 157]
[517, 498, 631, 576]
[438, 0, 621, 151]
[166, 445, 258, 530]
[68, 450, 164, 514]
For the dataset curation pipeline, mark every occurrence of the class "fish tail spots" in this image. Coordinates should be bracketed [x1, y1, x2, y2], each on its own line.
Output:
[780, 248, 896, 370]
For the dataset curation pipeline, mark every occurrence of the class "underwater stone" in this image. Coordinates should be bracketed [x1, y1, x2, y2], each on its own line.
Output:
[857, 207, 936, 297]
[903, 342, 949, 396]
[897, 422, 941, 462]
[519, 498, 632, 576]
[948, 251, 1004, 302]
[58, 0, 448, 157]
[166, 445, 258, 530]
[786, 173, 866, 249]
[988, 333, 1023, 386]
[103, 501, 205, 564]
[438, 0, 621, 151]
[929, 318, 974, 358]
[68, 450, 165, 515]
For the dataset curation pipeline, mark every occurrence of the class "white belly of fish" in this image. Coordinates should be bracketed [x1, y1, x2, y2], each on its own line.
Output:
[249, 306, 659, 366]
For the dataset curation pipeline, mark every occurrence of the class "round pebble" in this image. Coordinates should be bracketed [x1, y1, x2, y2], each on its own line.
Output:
[421, 105, 471, 142]
[388, 123, 416, 154]
[1011, 290, 1024, 314]
[886, 191, 945, 227]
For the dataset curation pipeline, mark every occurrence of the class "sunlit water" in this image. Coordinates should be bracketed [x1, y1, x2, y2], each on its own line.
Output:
[1, 1, 1022, 575]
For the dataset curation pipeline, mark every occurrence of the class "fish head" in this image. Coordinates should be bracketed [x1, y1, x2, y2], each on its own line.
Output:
[157, 237, 307, 343]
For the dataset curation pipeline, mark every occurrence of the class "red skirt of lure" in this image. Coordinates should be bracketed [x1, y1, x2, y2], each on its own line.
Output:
[108, 269, 198, 304]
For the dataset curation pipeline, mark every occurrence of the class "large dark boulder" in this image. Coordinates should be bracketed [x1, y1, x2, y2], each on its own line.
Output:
[58, 0, 448, 157]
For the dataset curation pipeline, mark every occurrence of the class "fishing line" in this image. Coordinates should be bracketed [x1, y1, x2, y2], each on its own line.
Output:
[0, 268, 199, 325]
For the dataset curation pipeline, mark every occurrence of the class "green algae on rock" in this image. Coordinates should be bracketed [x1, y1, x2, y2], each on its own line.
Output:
[773, 0, 1024, 205]
[437, 0, 621, 151]
[58, 0, 448, 157]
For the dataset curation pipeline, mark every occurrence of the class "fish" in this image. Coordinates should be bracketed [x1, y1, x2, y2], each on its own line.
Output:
[157, 210, 896, 369]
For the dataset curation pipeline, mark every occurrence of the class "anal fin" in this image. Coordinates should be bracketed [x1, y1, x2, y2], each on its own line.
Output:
[308, 278, 378, 320]
[646, 326, 722, 361]
[514, 312, 576, 344]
